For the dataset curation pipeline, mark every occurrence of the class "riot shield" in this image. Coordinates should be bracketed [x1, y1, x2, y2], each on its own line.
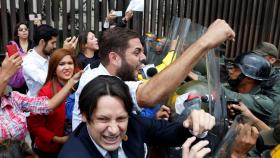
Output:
[174, 20, 205, 58]
[206, 48, 229, 154]
[158, 17, 186, 65]
[213, 114, 254, 158]
[174, 20, 207, 75]
[169, 80, 210, 122]
[144, 32, 157, 64]
[167, 80, 211, 158]
[145, 16, 182, 65]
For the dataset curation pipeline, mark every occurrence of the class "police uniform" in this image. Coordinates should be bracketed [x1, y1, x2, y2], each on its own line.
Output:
[223, 85, 274, 124]
[262, 67, 280, 126]
[223, 53, 274, 124]
[253, 42, 280, 126]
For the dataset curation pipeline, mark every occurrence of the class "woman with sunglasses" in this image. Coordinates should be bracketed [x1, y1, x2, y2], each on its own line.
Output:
[13, 22, 34, 54]
[8, 22, 34, 93]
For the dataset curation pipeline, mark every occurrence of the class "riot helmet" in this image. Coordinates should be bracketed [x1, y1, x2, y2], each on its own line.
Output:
[234, 52, 271, 81]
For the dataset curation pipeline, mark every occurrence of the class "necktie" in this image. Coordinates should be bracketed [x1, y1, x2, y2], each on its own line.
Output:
[109, 150, 118, 158]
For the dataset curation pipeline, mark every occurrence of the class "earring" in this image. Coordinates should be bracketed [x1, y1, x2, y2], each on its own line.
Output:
[122, 134, 128, 141]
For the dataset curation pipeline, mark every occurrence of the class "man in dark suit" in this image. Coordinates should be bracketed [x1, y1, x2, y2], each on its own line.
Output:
[59, 76, 215, 158]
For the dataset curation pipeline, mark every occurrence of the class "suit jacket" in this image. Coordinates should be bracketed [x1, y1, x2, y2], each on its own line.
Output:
[59, 114, 192, 158]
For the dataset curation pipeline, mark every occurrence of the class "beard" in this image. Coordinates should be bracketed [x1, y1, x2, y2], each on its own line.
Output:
[227, 73, 246, 88]
[42, 45, 54, 56]
[116, 60, 137, 81]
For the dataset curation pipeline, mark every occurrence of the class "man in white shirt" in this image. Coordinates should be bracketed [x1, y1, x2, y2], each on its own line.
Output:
[22, 24, 58, 96]
[72, 19, 236, 130]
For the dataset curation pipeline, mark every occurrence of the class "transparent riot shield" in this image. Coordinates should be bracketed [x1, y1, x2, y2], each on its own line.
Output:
[156, 17, 186, 65]
[174, 20, 205, 57]
[170, 80, 210, 122]
[206, 49, 229, 154]
[145, 16, 182, 65]
[174, 20, 208, 75]
[213, 114, 254, 158]
[144, 32, 157, 64]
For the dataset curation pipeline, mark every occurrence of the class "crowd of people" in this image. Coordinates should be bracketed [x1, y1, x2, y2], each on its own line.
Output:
[0, 8, 280, 158]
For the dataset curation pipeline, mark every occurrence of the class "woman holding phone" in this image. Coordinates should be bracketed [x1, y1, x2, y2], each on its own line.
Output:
[27, 48, 79, 158]
[7, 22, 34, 93]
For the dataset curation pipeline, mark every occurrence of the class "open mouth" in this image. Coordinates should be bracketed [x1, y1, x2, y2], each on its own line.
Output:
[102, 135, 120, 145]
[63, 71, 72, 76]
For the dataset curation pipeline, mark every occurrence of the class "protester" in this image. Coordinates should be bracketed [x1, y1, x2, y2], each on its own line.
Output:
[77, 31, 100, 69]
[59, 75, 215, 158]
[22, 24, 78, 97]
[0, 53, 82, 140]
[22, 24, 58, 97]
[12, 22, 34, 54]
[27, 49, 79, 158]
[103, 10, 133, 29]
[72, 19, 235, 130]
[8, 22, 34, 93]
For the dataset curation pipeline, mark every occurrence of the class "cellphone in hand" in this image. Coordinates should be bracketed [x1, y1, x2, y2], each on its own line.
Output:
[6, 44, 18, 57]
[112, 11, 123, 17]
[29, 14, 42, 21]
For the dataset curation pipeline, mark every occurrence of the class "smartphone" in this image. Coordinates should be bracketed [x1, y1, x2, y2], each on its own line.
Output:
[6, 44, 18, 57]
[29, 14, 42, 21]
[112, 11, 123, 17]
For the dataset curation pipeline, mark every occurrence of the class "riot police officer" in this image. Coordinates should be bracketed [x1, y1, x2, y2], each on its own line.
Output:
[253, 42, 280, 126]
[223, 52, 274, 124]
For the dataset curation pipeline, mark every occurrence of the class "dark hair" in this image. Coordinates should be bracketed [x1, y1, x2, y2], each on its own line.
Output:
[44, 48, 78, 94]
[33, 24, 58, 46]
[0, 139, 37, 158]
[78, 31, 93, 53]
[99, 27, 140, 66]
[13, 22, 29, 41]
[79, 75, 133, 122]
[13, 22, 34, 51]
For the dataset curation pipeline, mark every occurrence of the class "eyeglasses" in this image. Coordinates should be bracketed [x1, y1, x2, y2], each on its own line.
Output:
[18, 28, 29, 32]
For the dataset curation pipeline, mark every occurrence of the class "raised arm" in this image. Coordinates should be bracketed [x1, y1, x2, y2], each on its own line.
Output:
[47, 71, 82, 110]
[137, 19, 235, 106]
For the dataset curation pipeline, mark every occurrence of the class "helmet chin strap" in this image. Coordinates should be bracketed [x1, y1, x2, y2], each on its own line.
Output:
[228, 73, 246, 88]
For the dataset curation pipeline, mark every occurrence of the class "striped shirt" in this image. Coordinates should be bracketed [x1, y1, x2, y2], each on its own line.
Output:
[0, 91, 49, 140]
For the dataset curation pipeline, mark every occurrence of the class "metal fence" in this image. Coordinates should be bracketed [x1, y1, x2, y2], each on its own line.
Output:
[1, 0, 279, 58]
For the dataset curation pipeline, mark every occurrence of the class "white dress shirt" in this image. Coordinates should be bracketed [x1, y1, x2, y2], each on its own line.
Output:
[72, 64, 142, 130]
[22, 49, 49, 96]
